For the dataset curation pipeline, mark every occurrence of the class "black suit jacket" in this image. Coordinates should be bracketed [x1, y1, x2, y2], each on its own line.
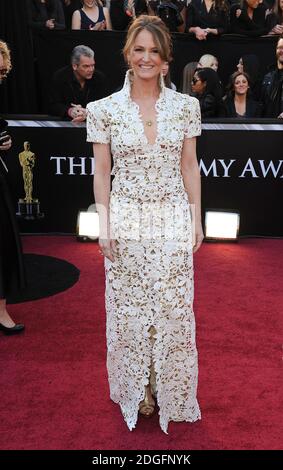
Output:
[48, 65, 108, 118]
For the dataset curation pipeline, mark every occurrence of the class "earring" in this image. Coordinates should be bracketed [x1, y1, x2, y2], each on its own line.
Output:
[159, 71, 165, 89]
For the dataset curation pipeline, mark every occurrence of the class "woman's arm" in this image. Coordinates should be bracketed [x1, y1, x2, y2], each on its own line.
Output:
[181, 137, 203, 253]
[71, 10, 81, 29]
[92, 142, 116, 261]
[186, 4, 208, 39]
[103, 7, 112, 30]
[212, 8, 229, 35]
[206, 11, 228, 36]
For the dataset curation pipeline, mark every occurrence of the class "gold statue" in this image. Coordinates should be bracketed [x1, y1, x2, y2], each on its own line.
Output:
[19, 141, 36, 203]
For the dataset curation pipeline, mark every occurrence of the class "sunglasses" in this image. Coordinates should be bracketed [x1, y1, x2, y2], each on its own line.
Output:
[192, 77, 201, 84]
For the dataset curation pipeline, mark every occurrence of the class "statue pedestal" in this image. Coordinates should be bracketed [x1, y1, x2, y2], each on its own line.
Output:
[16, 199, 44, 220]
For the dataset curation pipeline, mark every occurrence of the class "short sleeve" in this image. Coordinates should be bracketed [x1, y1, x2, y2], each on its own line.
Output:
[184, 96, 202, 139]
[86, 101, 110, 144]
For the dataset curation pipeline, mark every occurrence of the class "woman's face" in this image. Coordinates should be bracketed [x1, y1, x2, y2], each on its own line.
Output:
[211, 59, 218, 72]
[280, 0, 283, 11]
[237, 58, 244, 73]
[191, 73, 206, 94]
[246, 0, 260, 9]
[234, 75, 249, 96]
[83, 0, 96, 7]
[128, 29, 164, 82]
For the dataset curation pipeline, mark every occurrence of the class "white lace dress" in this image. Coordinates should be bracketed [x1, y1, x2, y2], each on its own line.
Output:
[87, 71, 202, 434]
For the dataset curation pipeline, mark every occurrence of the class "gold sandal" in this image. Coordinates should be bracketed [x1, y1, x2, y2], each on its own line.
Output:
[139, 385, 155, 418]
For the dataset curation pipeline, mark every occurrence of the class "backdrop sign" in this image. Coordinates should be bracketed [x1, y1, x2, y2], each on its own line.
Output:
[5, 121, 283, 236]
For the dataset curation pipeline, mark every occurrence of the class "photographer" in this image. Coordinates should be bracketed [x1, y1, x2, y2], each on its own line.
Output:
[148, 0, 187, 32]
[0, 40, 25, 335]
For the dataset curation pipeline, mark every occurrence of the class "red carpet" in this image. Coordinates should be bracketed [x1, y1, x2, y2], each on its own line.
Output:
[0, 236, 282, 450]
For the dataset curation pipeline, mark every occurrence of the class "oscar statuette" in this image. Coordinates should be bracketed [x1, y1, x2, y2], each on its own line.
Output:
[16, 141, 44, 220]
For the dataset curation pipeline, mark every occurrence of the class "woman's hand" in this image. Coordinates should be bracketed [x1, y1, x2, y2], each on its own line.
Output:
[273, 25, 283, 35]
[99, 238, 118, 262]
[205, 28, 218, 35]
[193, 221, 204, 253]
[194, 27, 207, 41]
[0, 137, 12, 151]
[89, 21, 106, 31]
[46, 19, 55, 29]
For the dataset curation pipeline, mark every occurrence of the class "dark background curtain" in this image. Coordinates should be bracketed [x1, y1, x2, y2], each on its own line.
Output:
[0, 0, 36, 113]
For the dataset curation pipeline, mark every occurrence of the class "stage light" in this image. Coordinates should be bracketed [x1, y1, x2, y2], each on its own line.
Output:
[204, 209, 240, 241]
[77, 204, 99, 241]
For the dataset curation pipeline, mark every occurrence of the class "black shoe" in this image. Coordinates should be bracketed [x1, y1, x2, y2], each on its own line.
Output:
[0, 323, 25, 335]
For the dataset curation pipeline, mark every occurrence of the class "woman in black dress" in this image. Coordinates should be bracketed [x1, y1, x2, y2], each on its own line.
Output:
[0, 41, 25, 335]
[72, 0, 112, 30]
[221, 71, 262, 117]
[186, 0, 229, 40]
[230, 0, 269, 37]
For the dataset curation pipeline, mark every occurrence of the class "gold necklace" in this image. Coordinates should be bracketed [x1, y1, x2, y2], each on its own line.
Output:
[145, 120, 153, 127]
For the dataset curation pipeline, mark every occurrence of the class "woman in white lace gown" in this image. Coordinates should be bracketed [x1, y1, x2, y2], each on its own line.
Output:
[87, 15, 203, 434]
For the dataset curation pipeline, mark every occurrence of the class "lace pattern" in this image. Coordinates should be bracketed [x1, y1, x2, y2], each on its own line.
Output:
[87, 71, 201, 433]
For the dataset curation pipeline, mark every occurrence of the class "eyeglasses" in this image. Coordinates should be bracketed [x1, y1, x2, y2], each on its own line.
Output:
[192, 77, 200, 84]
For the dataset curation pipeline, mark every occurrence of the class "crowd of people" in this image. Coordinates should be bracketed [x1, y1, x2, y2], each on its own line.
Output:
[23, 1, 283, 120]
[26, 0, 283, 35]
[180, 42, 283, 117]
[47, 37, 283, 120]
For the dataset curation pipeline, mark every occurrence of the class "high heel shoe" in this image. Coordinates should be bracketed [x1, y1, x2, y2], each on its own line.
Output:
[139, 385, 155, 418]
[0, 323, 25, 335]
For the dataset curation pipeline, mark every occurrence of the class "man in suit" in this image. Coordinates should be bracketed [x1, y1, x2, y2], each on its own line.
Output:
[48, 44, 108, 122]
[261, 37, 283, 118]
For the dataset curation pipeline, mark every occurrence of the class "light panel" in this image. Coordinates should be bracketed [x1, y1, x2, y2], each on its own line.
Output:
[205, 210, 240, 240]
[77, 211, 99, 240]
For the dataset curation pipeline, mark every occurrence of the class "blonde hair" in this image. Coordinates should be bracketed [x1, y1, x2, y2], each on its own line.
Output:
[0, 40, 12, 81]
[198, 54, 218, 70]
[123, 15, 172, 64]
